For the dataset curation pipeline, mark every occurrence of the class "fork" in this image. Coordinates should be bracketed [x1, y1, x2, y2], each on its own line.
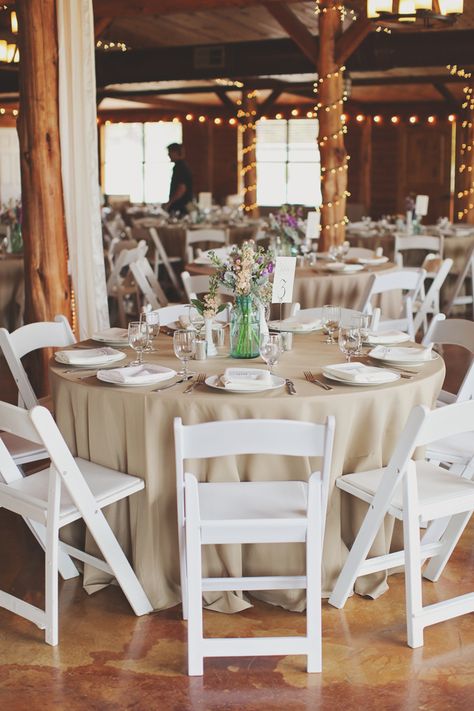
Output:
[183, 372, 206, 394]
[304, 371, 333, 391]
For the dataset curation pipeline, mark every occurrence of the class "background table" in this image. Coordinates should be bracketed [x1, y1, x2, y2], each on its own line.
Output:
[0, 254, 24, 330]
[51, 332, 444, 612]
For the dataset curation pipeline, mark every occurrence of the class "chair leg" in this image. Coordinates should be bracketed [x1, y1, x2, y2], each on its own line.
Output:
[423, 511, 472, 582]
[179, 531, 189, 620]
[45, 526, 59, 646]
[25, 519, 79, 581]
[185, 474, 204, 676]
[403, 464, 424, 649]
[306, 476, 322, 673]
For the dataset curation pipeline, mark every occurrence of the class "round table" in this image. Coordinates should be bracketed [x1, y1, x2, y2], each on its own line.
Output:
[51, 332, 444, 612]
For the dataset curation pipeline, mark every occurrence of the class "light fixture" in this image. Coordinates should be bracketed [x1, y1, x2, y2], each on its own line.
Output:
[367, 0, 463, 28]
[427, 115, 436, 124]
[391, 115, 400, 124]
[185, 113, 193, 121]
[229, 117, 237, 125]
[275, 113, 283, 120]
[373, 115, 382, 124]
[306, 111, 313, 118]
[291, 108, 299, 116]
[409, 115, 418, 123]
[214, 117, 222, 125]
[198, 115, 206, 123]
[448, 113, 456, 122]
[10, 10, 18, 34]
[356, 114, 365, 122]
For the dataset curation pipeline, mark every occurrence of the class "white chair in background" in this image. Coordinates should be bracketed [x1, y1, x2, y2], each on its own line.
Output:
[0, 402, 152, 645]
[345, 247, 383, 261]
[358, 268, 426, 338]
[106, 240, 148, 327]
[329, 401, 474, 648]
[290, 304, 381, 331]
[185, 229, 227, 264]
[174, 415, 335, 675]
[147, 227, 183, 298]
[181, 271, 212, 302]
[129, 257, 169, 310]
[412, 258, 453, 336]
[394, 234, 444, 269]
[445, 242, 474, 320]
[157, 304, 192, 326]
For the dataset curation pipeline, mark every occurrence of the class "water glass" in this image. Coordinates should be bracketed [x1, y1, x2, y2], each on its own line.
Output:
[128, 321, 149, 365]
[259, 333, 282, 374]
[188, 304, 205, 337]
[338, 325, 361, 363]
[173, 329, 196, 379]
[140, 309, 161, 352]
[322, 305, 341, 344]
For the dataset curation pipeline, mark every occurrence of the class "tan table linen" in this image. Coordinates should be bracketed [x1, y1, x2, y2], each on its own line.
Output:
[0, 255, 24, 330]
[51, 332, 444, 613]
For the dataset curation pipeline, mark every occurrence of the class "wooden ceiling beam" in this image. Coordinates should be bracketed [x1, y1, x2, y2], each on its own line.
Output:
[262, 1, 317, 64]
[93, 0, 306, 19]
[258, 88, 283, 115]
[335, 17, 372, 67]
[432, 82, 458, 107]
[94, 17, 113, 41]
[215, 89, 238, 109]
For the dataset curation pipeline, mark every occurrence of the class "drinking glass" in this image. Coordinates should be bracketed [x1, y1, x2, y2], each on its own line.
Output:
[140, 309, 161, 352]
[355, 313, 371, 354]
[322, 305, 341, 344]
[128, 321, 148, 366]
[188, 304, 205, 338]
[259, 333, 282, 374]
[338, 325, 361, 362]
[173, 329, 196, 378]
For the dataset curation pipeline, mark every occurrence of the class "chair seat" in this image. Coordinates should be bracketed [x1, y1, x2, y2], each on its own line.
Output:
[337, 460, 474, 519]
[0, 432, 48, 465]
[427, 431, 472, 464]
[2, 458, 144, 525]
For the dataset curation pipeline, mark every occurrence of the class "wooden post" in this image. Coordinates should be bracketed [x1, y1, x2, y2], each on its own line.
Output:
[317, 0, 347, 250]
[240, 89, 259, 218]
[360, 117, 372, 214]
[17, 0, 71, 390]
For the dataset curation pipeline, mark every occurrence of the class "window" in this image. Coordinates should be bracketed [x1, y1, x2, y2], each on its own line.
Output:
[103, 121, 182, 203]
[256, 119, 321, 207]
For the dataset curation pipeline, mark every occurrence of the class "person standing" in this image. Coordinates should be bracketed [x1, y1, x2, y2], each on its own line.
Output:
[163, 143, 193, 216]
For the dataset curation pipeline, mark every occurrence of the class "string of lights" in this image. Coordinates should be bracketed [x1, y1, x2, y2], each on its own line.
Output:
[448, 65, 474, 221]
[237, 90, 258, 213]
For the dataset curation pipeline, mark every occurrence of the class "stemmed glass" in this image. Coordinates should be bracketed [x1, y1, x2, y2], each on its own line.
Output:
[173, 329, 196, 379]
[338, 325, 361, 363]
[140, 309, 161, 352]
[128, 321, 149, 366]
[322, 305, 341, 344]
[259, 333, 282, 374]
[188, 304, 205, 338]
[354, 313, 371, 355]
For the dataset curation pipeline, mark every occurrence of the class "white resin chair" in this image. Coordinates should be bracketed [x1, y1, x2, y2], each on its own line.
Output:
[290, 304, 381, 331]
[181, 270, 212, 302]
[412, 258, 453, 336]
[445, 242, 474, 319]
[129, 257, 169, 310]
[0, 402, 152, 644]
[106, 240, 148, 326]
[185, 229, 227, 264]
[174, 416, 335, 675]
[329, 401, 474, 648]
[358, 268, 426, 338]
[157, 303, 192, 326]
[394, 234, 444, 269]
[148, 227, 183, 297]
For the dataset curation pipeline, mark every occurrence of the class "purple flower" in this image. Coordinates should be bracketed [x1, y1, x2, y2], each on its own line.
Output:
[267, 262, 274, 273]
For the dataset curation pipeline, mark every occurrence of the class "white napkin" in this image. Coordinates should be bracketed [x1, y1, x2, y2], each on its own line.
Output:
[269, 317, 322, 332]
[55, 347, 123, 365]
[324, 362, 398, 384]
[365, 330, 411, 345]
[178, 315, 190, 329]
[356, 256, 389, 266]
[325, 263, 364, 273]
[97, 364, 176, 385]
[369, 345, 433, 362]
[92, 327, 128, 342]
[221, 368, 272, 390]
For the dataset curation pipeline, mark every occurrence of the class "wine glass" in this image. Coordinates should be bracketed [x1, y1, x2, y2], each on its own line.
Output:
[354, 313, 371, 355]
[322, 305, 341, 344]
[338, 325, 361, 363]
[188, 304, 205, 338]
[140, 309, 160, 352]
[259, 333, 282, 374]
[128, 321, 148, 366]
[173, 329, 196, 379]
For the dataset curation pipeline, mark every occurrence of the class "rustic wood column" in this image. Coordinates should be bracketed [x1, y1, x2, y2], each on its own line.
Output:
[240, 89, 259, 218]
[317, 1, 347, 250]
[17, 0, 71, 325]
[458, 81, 474, 224]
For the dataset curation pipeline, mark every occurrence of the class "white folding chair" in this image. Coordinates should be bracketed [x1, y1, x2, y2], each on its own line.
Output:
[106, 240, 148, 327]
[157, 304, 192, 326]
[185, 229, 227, 264]
[174, 416, 335, 675]
[0, 402, 152, 644]
[394, 234, 444, 269]
[147, 227, 183, 297]
[0, 315, 80, 580]
[329, 401, 474, 648]
[445, 243, 474, 319]
[358, 268, 426, 338]
[181, 271, 212, 302]
[129, 257, 169, 310]
[290, 304, 381, 331]
[412, 258, 453, 336]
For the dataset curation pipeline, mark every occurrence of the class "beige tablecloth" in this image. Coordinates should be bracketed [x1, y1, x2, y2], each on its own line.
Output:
[0, 255, 24, 330]
[51, 332, 444, 612]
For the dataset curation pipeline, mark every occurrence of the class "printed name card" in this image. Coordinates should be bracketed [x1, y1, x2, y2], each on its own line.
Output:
[305, 211, 320, 240]
[415, 195, 429, 216]
[198, 192, 212, 210]
[271, 257, 296, 304]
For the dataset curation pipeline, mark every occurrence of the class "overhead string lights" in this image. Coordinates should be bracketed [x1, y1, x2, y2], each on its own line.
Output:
[238, 90, 258, 213]
[447, 65, 474, 220]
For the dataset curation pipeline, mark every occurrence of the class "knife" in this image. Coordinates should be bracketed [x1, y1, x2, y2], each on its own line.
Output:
[285, 378, 296, 395]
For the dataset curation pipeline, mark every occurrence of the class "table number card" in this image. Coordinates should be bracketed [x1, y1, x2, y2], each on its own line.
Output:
[271, 256, 296, 304]
[305, 211, 320, 240]
[415, 195, 429, 217]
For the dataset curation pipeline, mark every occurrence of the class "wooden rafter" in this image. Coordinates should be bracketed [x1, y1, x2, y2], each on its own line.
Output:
[263, 1, 317, 64]
[335, 17, 372, 67]
[94, 17, 113, 40]
[93, 0, 306, 19]
[433, 82, 457, 107]
[258, 88, 283, 115]
[215, 89, 237, 110]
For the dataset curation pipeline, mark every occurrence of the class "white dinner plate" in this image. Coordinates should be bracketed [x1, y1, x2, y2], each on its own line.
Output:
[368, 348, 438, 367]
[92, 329, 129, 346]
[96, 364, 176, 387]
[322, 369, 400, 387]
[205, 373, 285, 393]
[324, 263, 365, 273]
[54, 350, 126, 368]
[268, 320, 322, 333]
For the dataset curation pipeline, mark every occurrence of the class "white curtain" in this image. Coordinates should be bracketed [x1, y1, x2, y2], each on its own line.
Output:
[57, 0, 109, 338]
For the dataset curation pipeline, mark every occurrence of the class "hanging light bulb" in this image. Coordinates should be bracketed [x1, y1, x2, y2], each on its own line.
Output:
[10, 11, 18, 34]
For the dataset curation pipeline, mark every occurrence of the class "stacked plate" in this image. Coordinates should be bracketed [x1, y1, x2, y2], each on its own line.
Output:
[322, 362, 400, 387]
[91, 328, 129, 347]
[324, 263, 365, 273]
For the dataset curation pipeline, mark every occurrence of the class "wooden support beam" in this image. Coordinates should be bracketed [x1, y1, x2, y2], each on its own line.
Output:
[263, 1, 317, 64]
[457, 81, 474, 225]
[433, 82, 457, 107]
[240, 89, 258, 218]
[258, 89, 283, 116]
[16, 0, 71, 389]
[93, 0, 306, 19]
[215, 89, 237, 110]
[335, 17, 372, 67]
[94, 17, 112, 40]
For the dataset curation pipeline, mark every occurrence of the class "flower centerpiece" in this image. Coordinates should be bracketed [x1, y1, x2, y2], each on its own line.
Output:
[268, 205, 305, 256]
[0, 200, 22, 253]
[203, 241, 274, 358]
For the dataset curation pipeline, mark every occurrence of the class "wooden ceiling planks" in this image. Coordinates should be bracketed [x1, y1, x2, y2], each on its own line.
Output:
[93, 0, 308, 19]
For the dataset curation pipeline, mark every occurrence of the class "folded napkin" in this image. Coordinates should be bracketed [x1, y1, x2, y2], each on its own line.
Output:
[369, 345, 433, 362]
[268, 317, 322, 332]
[97, 364, 176, 385]
[177, 315, 191, 329]
[92, 327, 128, 342]
[356, 256, 389, 266]
[325, 263, 364, 273]
[324, 363, 398, 384]
[221, 367, 272, 390]
[55, 347, 123, 365]
[365, 330, 411, 345]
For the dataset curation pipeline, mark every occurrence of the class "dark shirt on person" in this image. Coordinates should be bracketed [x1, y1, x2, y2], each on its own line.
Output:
[169, 159, 193, 215]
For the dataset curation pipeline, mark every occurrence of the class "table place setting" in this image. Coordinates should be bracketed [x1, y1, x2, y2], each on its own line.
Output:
[54, 346, 127, 368]
[321, 362, 400, 387]
[206, 367, 285, 393]
[323, 263, 365, 274]
[268, 316, 322, 333]
[95, 363, 177, 387]
[91, 328, 129, 346]
[363, 330, 411, 346]
[368, 344, 436, 367]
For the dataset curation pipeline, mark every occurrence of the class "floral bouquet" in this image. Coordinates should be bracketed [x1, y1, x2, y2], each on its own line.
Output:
[0, 200, 22, 253]
[268, 205, 305, 249]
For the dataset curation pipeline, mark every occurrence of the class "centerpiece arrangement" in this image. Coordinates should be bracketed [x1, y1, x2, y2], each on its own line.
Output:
[192, 241, 274, 358]
[268, 205, 305, 256]
[0, 200, 22, 253]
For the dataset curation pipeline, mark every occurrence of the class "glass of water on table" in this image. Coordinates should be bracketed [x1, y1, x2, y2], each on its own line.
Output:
[322, 305, 341, 344]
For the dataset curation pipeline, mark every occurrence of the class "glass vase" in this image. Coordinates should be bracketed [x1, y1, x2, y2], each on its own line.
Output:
[230, 295, 260, 359]
[10, 222, 22, 253]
